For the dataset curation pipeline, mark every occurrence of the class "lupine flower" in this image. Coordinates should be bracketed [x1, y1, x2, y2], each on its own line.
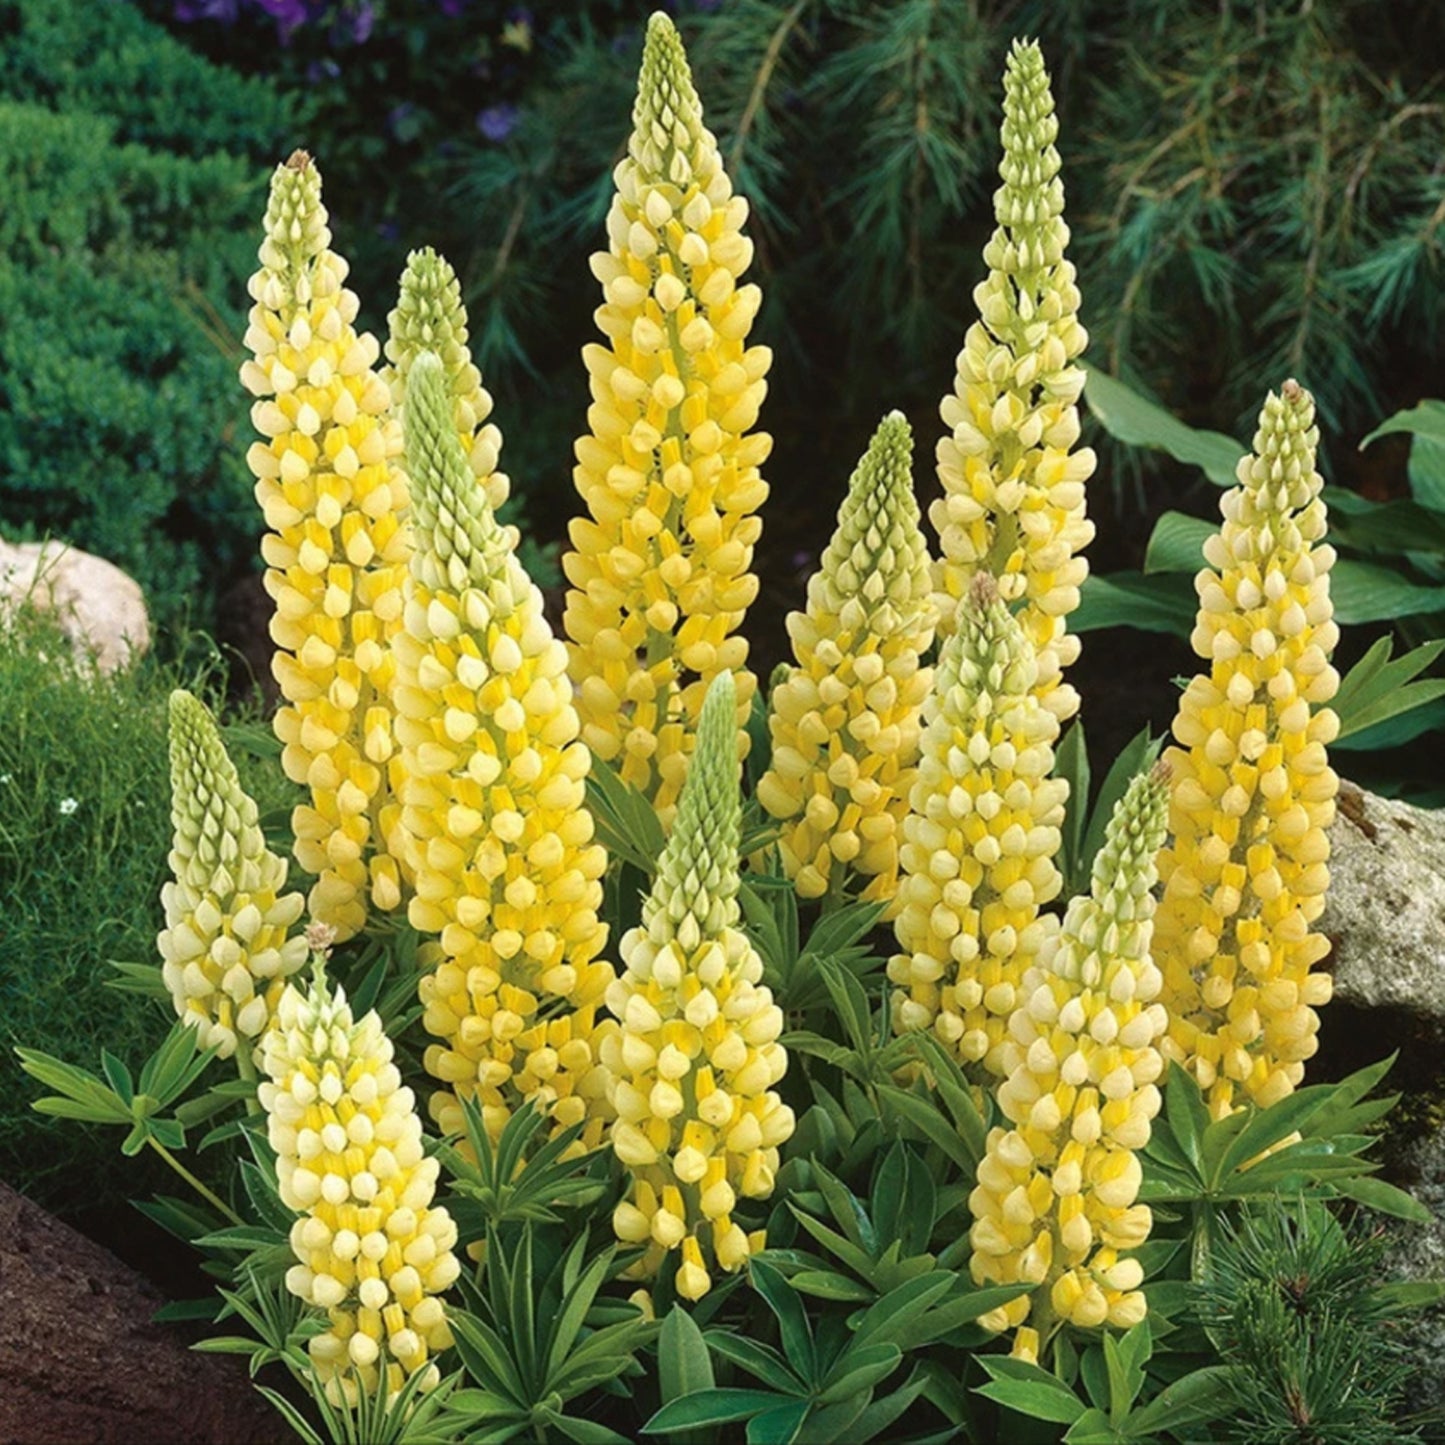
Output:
[888, 574, 1066, 1075]
[158, 690, 308, 1062]
[757, 413, 935, 907]
[395, 352, 614, 1145]
[261, 965, 460, 1405]
[1155, 381, 1339, 1119]
[601, 671, 794, 1299]
[562, 11, 771, 826]
[931, 40, 1094, 725]
[241, 151, 410, 941]
[969, 765, 1170, 1348]
[384, 246, 508, 516]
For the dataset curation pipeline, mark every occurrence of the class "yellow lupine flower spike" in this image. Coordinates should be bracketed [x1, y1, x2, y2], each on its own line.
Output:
[888, 573, 1066, 1075]
[159, 690, 308, 1061]
[931, 39, 1095, 725]
[757, 412, 936, 908]
[969, 765, 1170, 1346]
[241, 150, 410, 940]
[563, 11, 772, 826]
[601, 671, 794, 1300]
[1156, 380, 1339, 1119]
[395, 352, 614, 1146]
[261, 965, 460, 1407]
[384, 246, 509, 516]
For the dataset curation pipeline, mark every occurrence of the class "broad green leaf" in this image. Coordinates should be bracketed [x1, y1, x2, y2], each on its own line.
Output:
[817, 1342, 901, 1404]
[975, 1358, 1087, 1426]
[659, 1305, 715, 1405]
[1333, 1174, 1432, 1223]
[1144, 511, 1214, 575]
[1162, 1063, 1210, 1180]
[1083, 366, 1245, 487]
[540, 1410, 635, 1445]
[1330, 559, 1445, 624]
[750, 1259, 815, 1376]
[747, 1399, 811, 1445]
[1359, 398, 1445, 454]
[703, 1330, 805, 1395]
[1074, 573, 1197, 637]
[1126, 1365, 1242, 1434]
[14, 1048, 132, 1124]
[789, 1269, 875, 1303]
[875, 1086, 975, 1175]
[1372, 1279, 1445, 1312]
[852, 1273, 955, 1349]
[643, 1389, 794, 1433]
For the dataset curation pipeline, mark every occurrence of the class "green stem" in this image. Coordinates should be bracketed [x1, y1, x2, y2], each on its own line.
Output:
[147, 1137, 246, 1228]
[234, 1043, 261, 1116]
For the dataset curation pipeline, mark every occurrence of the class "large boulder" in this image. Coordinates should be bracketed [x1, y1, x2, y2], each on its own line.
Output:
[0, 1179, 283, 1444]
[1323, 780, 1445, 1021]
[0, 538, 149, 674]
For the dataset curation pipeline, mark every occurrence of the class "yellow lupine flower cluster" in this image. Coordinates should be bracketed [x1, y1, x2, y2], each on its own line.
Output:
[158, 690, 308, 1061]
[394, 352, 614, 1145]
[261, 967, 460, 1405]
[931, 39, 1094, 725]
[889, 575, 1066, 1076]
[757, 412, 936, 906]
[384, 246, 509, 516]
[1156, 381, 1339, 1119]
[970, 766, 1170, 1346]
[242, 150, 410, 941]
[602, 671, 793, 1300]
[563, 11, 771, 825]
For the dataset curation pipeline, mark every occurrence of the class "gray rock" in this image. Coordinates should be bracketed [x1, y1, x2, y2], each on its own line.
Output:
[1323, 780, 1445, 1020]
[0, 537, 149, 674]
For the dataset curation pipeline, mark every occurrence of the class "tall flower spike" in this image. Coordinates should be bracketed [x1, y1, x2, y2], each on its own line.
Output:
[384, 247, 509, 515]
[395, 352, 614, 1146]
[601, 671, 794, 1300]
[242, 150, 410, 940]
[888, 574, 1066, 1075]
[757, 412, 936, 907]
[261, 966, 460, 1407]
[969, 765, 1170, 1348]
[563, 11, 772, 826]
[1155, 381, 1339, 1119]
[159, 690, 308, 1061]
[931, 39, 1094, 724]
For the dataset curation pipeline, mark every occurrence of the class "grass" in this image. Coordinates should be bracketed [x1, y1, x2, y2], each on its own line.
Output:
[0, 607, 297, 1214]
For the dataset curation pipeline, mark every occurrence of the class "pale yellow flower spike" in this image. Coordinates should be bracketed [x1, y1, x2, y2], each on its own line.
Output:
[563, 11, 772, 827]
[384, 246, 510, 515]
[1156, 380, 1339, 1120]
[395, 351, 615, 1147]
[602, 671, 795, 1301]
[242, 151, 410, 941]
[932, 39, 1094, 724]
[159, 690, 308, 1063]
[757, 412, 935, 909]
[261, 966, 461, 1407]
[888, 573, 1066, 1075]
[970, 764, 1170, 1350]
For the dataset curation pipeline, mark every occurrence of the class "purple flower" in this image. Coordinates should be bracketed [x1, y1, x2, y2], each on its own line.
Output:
[434, 0, 470, 13]
[306, 57, 342, 84]
[348, 1, 374, 44]
[376, 220, 401, 243]
[476, 103, 520, 143]
[255, 0, 310, 42]
[173, 0, 240, 21]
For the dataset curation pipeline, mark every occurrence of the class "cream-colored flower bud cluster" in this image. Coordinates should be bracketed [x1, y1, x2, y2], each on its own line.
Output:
[1156, 381, 1339, 1119]
[384, 246, 509, 516]
[969, 766, 1170, 1345]
[757, 413, 935, 907]
[889, 575, 1066, 1074]
[158, 691, 308, 1061]
[563, 11, 771, 826]
[931, 39, 1095, 725]
[394, 353, 614, 1146]
[261, 969, 460, 1405]
[242, 150, 409, 941]
[602, 672, 794, 1300]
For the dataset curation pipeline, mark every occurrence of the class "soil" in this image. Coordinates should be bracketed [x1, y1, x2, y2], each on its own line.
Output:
[0, 1180, 284, 1445]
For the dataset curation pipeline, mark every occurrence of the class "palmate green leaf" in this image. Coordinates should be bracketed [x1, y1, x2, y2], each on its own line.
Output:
[749, 1259, 815, 1376]
[1082, 366, 1246, 487]
[1333, 1174, 1432, 1223]
[908, 1034, 990, 1165]
[875, 1084, 975, 1175]
[746, 1398, 810, 1445]
[1372, 1279, 1445, 1312]
[15, 1046, 133, 1125]
[103, 959, 173, 998]
[1101, 1320, 1148, 1422]
[643, 1389, 797, 1434]
[539, 1409, 635, 1445]
[816, 1342, 901, 1404]
[974, 1357, 1087, 1426]
[1162, 1061, 1210, 1180]
[1333, 637, 1445, 744]
[585, 757, 666, 873]
[704, 1329, 805, 1395]
[1124, 1365, 1242, 1435]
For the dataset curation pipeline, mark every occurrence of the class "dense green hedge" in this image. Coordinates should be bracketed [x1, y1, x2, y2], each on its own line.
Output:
[0, 0, 299, 635]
